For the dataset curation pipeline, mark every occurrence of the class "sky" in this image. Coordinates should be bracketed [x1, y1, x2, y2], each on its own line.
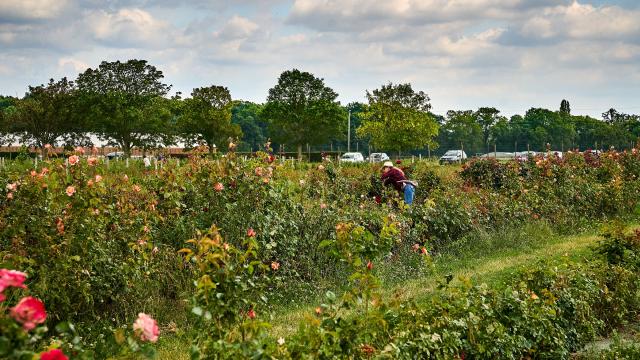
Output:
[1, 0, 639, 118]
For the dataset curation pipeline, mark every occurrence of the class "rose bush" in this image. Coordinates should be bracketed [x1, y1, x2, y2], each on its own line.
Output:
[0, 146, 640, 355]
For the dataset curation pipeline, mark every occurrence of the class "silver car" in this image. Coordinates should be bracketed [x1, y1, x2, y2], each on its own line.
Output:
[439, 150, 467, 164]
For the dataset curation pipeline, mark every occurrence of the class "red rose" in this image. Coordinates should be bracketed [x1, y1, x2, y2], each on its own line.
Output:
[40, 349, 68, 360]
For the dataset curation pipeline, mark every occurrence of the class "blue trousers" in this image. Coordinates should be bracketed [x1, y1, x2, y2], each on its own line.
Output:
[404, 184, 415, 205]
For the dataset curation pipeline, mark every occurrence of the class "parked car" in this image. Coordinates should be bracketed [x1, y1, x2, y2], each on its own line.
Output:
[106, 151, 125, 159]
[340, 152, 365, 163]
[368, 152, 390, 162]
[480, 152, 515, 160]
[514, 151, 538, 161]
[439, 150, 467, 165]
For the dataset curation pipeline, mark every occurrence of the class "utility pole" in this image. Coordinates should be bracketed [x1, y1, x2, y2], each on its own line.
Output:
[347, 109, 351, 153]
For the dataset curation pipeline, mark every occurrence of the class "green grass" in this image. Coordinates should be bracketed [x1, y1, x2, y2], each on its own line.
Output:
[133, 221, 635, 359]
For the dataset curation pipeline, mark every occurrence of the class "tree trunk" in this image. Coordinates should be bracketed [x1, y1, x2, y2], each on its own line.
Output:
[123, 142, 132, 158]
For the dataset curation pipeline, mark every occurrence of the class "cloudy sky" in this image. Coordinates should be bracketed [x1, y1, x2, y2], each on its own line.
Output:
[1, 0, 639, 118]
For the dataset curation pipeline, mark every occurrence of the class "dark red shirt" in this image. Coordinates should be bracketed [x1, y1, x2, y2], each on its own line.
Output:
[381, 167, 407, 193]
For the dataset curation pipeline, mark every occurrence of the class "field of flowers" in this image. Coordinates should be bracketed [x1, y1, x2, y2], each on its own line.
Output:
[2, 146, 640, 359]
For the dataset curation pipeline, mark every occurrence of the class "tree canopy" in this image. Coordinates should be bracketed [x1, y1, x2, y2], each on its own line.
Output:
[76, 59, 172, 157]
[357, 83, 439, 155]
[262, 69, 346, 159]
[9, 77, 85, 151]
[179, 85, 241, 154]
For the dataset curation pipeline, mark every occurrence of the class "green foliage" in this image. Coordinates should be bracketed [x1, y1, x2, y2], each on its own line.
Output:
[438, 110, 484, 154]
[179, 85, 241, 155]
[76, 59, 173, 157]
[1, 145, 640, 357]
[357, 82, 438, 154]
[231, 101, 267, 152]
[9, 77, 86, 150]
[262, 69, 346, 159]
[181, 226, 276, 359]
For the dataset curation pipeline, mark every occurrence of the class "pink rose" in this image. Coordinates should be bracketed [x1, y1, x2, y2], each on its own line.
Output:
[133, 185, 141, 192]
[6, 192, 13, 200]
[44, 144, 52, 149]
[65, 186, 75, 197]
[68, 155, 79, 166]
[133, 313, 159, 343]
[271, 262, 280, 271]
[95, 175, 103, 183]
[87, 157, 98, 166]
[214, 182, 224, 192]
[10, 296, 47, 331]
[6, 182, 17, 192]
[0, 269, 27, 297]
[40, 349, 68, 360]
[75, 146, 85, 155]
[320, 203, 327, 209]
[30, 170, 37, 177]
[247, 228, 256, 237]
[254, 167, 264, 176]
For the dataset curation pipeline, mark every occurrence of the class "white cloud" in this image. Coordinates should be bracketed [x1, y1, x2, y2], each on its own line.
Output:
[214, 15, 259, 40]
[287, 0, 572, 32]
[508, 2, 640, 43]
[0, 0, 70, 22]
[86, 8, 179, 48]
[57, 58, 90, 74]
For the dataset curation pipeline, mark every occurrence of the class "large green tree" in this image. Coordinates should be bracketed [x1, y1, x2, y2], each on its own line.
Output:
[9, 78, 86, 152]
[262, 69, 346, 159]
[76, 59, 172, 157]
[357, 83, 438, 156]
[179, 85, 241, 155]
[475, 107, 502, 152]
[0, 96, 17, 146]
[231, 101, 266, 152]
[438, 110, 483, 155]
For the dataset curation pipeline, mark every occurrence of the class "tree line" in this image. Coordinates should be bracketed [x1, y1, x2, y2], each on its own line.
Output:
[0, 59, 638, 158]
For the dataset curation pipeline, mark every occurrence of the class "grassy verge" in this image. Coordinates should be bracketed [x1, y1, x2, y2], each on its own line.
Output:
[144, 221, 632, 359]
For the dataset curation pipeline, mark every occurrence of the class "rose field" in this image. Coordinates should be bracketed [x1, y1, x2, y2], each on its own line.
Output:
[3, 147, 640, 359]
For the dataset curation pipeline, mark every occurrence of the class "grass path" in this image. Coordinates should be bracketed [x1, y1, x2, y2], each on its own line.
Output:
[269, 224, 610, 338]
[150, 223, 633, 359]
